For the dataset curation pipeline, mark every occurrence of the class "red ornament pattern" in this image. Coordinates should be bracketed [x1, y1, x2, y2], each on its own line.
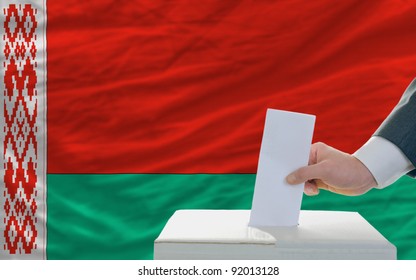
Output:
[2, 4, 39, 255]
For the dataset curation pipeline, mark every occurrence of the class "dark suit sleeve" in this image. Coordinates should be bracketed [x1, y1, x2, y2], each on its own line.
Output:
[374, 78, 416, 177]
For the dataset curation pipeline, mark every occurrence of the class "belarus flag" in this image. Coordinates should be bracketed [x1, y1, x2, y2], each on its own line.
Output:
[1, 0, 416, 259]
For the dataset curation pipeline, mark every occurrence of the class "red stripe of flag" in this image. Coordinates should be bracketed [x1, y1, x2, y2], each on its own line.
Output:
[47, 1, 416, 173]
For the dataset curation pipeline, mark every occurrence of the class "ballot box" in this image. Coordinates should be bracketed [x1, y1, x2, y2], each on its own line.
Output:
[154, 210, 396, 260]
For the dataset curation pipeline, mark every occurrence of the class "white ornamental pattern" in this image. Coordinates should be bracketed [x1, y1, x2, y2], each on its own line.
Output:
[1, 1, 46, 259]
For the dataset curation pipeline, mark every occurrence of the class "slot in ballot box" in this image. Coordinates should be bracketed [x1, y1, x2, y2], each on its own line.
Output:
[154, 210, 396, 260]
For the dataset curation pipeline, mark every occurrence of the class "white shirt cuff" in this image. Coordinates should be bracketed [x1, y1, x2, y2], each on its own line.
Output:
[353, 136, 415, 189]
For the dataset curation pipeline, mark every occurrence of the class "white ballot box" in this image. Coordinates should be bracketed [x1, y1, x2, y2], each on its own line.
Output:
[154, 210, 396, 260]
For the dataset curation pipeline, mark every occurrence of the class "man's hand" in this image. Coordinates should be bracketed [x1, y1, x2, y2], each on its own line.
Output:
[286, 142, 377, 196]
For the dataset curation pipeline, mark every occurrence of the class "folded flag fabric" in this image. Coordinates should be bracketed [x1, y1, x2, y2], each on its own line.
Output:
[1, 0, 416, 259]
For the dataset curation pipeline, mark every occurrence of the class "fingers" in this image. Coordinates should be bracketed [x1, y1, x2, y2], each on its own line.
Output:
[304, 181, 319, 196]
[286, 162, 327, 185]
[285, 142, 373, 197]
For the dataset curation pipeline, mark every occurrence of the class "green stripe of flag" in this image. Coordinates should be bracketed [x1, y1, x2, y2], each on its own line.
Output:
[47, 174, 416, 260]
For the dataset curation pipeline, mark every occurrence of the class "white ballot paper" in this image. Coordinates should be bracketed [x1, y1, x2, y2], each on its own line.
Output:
[249, 109, 315, 227]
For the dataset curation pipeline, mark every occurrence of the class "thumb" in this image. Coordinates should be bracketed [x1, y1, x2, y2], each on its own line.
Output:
[286, 163, 326, 185]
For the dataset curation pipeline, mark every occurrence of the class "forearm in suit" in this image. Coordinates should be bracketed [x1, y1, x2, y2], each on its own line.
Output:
[375, 78, 416, 177]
